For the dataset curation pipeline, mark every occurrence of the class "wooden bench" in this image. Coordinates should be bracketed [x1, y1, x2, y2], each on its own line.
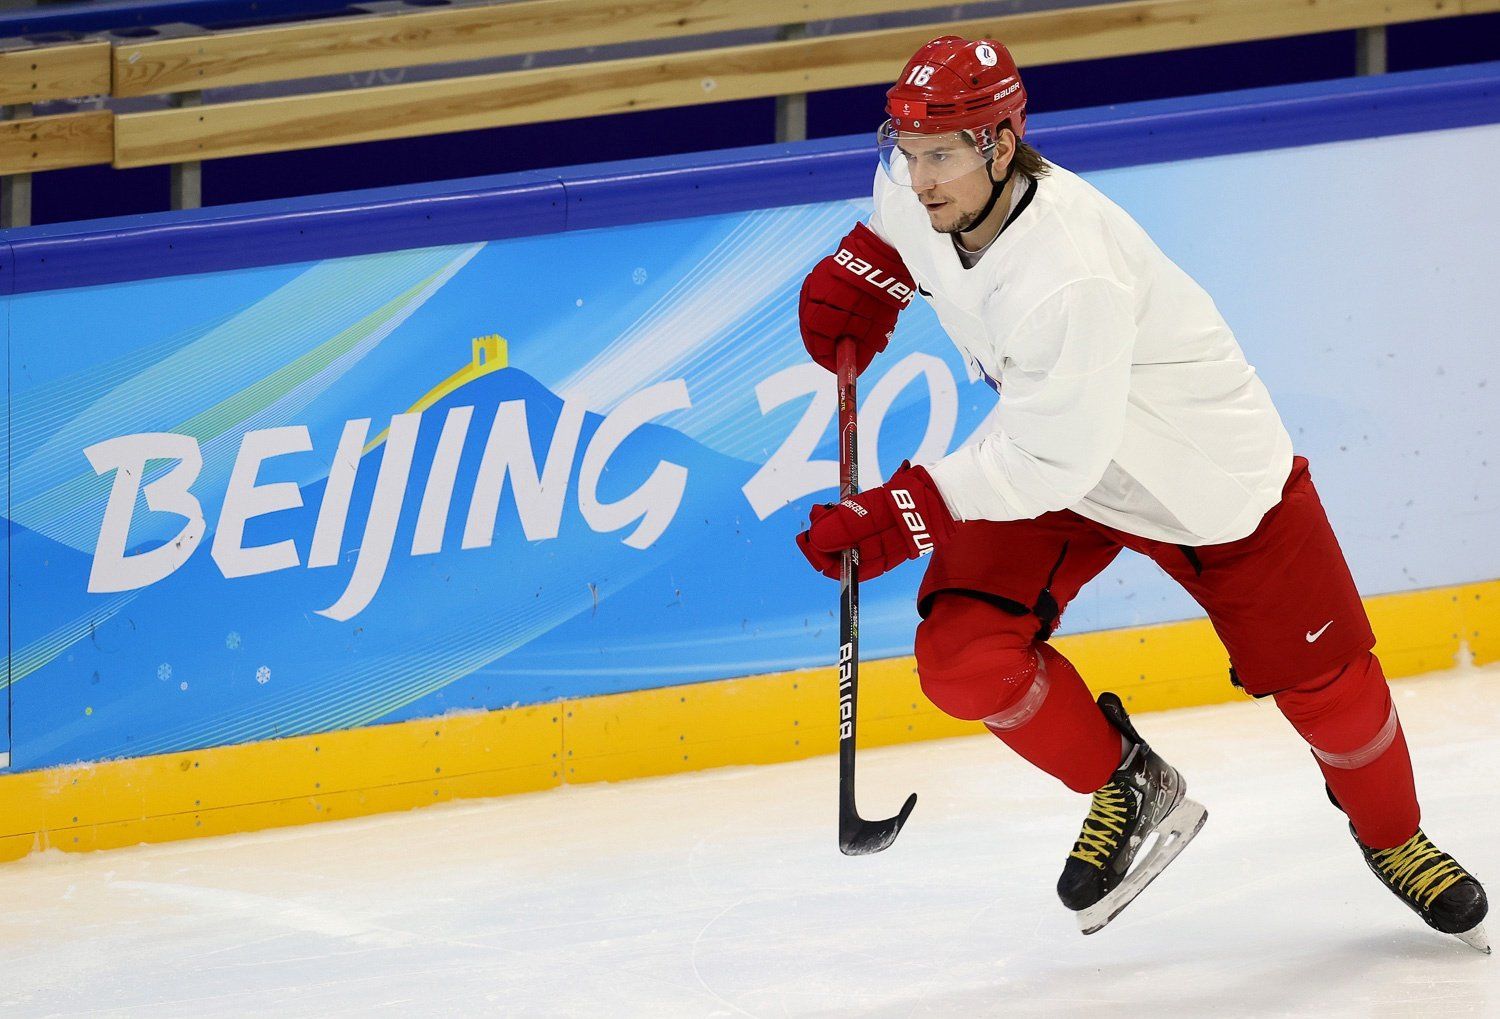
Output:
[108, 0, 949, 97]
[2, 0, 1497, 225]
[109, 0, 1500, 167]
[0, 39, 112, 221]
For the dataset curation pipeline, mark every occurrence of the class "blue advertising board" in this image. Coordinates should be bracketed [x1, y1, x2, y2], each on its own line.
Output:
[3, 66, 1498, 771]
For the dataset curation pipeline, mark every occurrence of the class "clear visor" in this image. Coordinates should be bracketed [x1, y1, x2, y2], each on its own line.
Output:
[877, 121, 990, 189]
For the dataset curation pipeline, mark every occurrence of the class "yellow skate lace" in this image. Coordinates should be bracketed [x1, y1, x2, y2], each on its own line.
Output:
[1069, 784, 1130, 870]
[1371, 830, 1466, 909]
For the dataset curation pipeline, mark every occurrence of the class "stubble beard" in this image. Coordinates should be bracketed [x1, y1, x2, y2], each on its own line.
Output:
[932, 205, 984, 235]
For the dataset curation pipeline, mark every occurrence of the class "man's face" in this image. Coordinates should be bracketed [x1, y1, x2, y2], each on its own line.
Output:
[895, 133, 996, 235]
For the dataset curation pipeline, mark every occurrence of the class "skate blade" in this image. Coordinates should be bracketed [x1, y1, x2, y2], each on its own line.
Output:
[1454, 922, 1490, 955]
[1078, 797, 1208, 936]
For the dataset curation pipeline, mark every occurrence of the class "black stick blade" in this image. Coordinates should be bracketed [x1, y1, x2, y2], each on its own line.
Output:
[838, 792, 918, 856]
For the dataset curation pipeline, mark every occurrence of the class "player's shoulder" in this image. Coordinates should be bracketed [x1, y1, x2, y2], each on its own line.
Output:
[870, 164, 932, 253]
[1032, 162, 1146, 246]
[871, 162, 904, 217]
[1020, 162, 1113, 236]
[1006, 164, 1132, 284]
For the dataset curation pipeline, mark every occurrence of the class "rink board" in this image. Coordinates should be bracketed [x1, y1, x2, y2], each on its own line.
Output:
[1, 64, 1498, 861]
[0, 579, 1493, 863]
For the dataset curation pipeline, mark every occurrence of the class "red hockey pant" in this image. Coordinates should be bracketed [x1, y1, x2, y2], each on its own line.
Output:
[912, 458, 1419, 849]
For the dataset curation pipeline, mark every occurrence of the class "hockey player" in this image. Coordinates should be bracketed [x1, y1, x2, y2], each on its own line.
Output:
[795, 35, 1489, 947]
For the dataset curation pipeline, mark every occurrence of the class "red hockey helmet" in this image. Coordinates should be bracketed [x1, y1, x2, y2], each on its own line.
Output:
[879, 36, 1028, 188]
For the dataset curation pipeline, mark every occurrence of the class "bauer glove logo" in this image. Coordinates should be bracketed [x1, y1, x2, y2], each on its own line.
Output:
[833, 248, 915, 305]
[892, 488, 935, 555]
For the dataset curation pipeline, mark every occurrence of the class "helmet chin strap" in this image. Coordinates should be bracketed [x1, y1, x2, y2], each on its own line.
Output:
[961, 148, 1017, 240]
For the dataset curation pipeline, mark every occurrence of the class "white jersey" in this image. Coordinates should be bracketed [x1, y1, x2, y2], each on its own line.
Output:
[869, 160, 1294, 546]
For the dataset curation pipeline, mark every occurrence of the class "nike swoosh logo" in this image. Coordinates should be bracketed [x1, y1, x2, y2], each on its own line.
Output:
[917, 285, 932, 297]
[1306, 620, 1333, 643]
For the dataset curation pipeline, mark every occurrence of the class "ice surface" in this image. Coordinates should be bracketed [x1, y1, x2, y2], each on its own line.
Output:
[2, 663, 1497, 1017]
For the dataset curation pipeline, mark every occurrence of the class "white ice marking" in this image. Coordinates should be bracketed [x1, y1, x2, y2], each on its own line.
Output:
[110, 881, 416, 948]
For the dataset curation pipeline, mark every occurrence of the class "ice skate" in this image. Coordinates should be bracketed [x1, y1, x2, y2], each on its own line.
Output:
[1057, 692, 1208, 935]
[1354, 826, 1490, 954]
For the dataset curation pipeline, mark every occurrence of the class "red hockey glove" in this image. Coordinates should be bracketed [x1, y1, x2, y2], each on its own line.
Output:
[799, 222, 916, 377]
[796, 462, 956, 582]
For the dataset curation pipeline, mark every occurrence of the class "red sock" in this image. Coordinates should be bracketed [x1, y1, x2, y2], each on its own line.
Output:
[1318, 726, 1419, 849]
[982, 642, 1122, 794]
[1272, 653, 1419, 849]
[915, 595, 1121, 794]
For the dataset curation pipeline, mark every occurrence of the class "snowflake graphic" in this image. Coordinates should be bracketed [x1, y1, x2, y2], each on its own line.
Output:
[226, 632, 242, 650]
[632, 267, 647, 285]
[157, 663, 172, 682]
[256, 666, 271, 685]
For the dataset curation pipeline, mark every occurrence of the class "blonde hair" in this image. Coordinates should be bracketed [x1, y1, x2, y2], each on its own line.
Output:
[1000, 122, 1049, 180]
[1011, 138, 1050, 180]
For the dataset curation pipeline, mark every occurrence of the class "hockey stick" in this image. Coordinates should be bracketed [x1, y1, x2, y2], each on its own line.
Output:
[835, 338, 918, 856]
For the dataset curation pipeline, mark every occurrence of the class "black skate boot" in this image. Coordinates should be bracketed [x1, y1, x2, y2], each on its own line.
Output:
[1355, 826, 1490, 954]
[1056, 692, 1208, 935]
